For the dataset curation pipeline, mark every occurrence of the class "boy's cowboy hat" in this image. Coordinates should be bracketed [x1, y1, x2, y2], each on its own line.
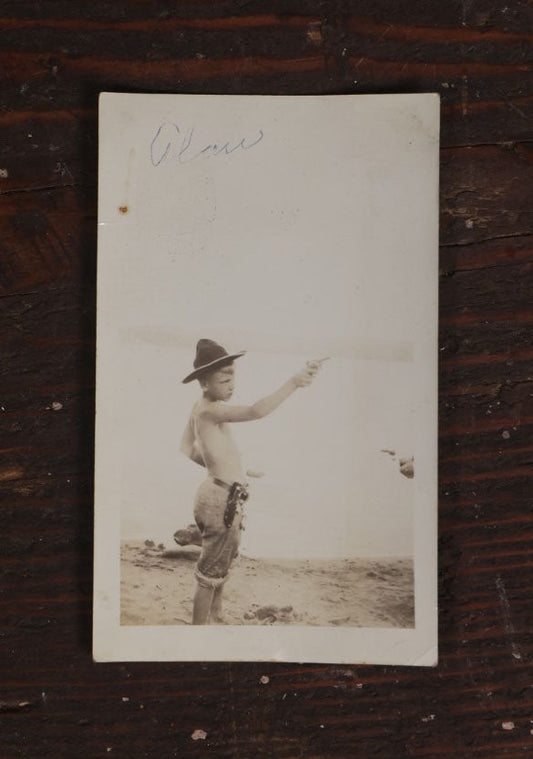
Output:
[182, 339, 245, 383]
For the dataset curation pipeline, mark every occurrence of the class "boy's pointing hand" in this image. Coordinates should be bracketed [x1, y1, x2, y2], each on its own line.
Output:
[306, 357, 328, 376]
[292, 365, 315, 387]
[292, 358, 328, 387]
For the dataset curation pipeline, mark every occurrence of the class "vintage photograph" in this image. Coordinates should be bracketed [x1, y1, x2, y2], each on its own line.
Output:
[119, 341, 416, 630]
[94, 93, 438, 663]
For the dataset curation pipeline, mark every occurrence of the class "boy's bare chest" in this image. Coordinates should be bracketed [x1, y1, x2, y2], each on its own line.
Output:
[216, 422, 234, 442]
[196, 416, 233, 442]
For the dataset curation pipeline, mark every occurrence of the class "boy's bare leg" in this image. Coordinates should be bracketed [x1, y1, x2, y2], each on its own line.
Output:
[193, 583, 214, 625]
[210, 585, 225, 624]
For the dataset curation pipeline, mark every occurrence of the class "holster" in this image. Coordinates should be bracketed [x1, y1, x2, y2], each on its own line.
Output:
[223, 482, 249, 529]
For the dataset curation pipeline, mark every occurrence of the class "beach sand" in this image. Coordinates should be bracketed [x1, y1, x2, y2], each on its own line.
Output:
[121, 541, 414, 628]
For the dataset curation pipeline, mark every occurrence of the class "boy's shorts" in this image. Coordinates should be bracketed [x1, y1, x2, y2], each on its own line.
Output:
[193, 479, 243, 589]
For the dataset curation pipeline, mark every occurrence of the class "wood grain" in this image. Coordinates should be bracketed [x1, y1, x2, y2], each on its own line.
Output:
[1, 2, 532, 757]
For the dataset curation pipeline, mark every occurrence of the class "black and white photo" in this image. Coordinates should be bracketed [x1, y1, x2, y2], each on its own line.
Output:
[93, 93, 439, 664]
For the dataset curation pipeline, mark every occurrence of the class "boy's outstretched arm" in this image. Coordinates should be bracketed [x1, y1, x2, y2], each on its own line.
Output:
[202, 365, 318, 424]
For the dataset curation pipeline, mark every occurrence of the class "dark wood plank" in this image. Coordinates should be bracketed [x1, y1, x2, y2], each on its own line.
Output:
[1, 2, 532, 758]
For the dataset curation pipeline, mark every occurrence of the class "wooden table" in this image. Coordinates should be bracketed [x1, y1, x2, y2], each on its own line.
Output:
[1, 3, 532, 756]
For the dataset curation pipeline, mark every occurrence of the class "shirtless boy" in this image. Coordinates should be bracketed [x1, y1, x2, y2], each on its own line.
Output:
[180, 338, 320, 625]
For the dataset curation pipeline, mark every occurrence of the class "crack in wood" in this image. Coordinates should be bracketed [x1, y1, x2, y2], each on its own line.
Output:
[0, 183, 82, 197]
[440, 231, 533, 249]
[0, 700, 37, 713]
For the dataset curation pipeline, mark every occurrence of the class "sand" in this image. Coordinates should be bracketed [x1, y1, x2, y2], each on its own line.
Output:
[121, 541, 414, 628]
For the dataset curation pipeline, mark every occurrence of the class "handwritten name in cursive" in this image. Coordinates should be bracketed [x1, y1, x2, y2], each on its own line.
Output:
[150, 122, 264, 167]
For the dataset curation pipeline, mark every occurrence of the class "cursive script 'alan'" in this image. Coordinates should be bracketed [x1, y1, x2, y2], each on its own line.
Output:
[150, 122, 264, 167]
